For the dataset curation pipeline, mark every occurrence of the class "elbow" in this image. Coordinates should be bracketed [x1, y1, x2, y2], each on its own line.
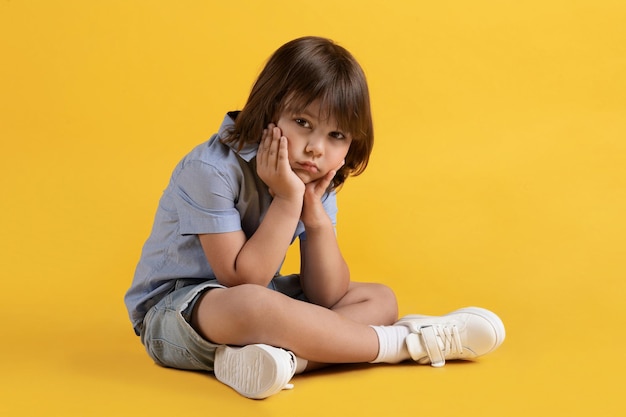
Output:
[215, 268, 275, 288]
[306, 270, 351, 309]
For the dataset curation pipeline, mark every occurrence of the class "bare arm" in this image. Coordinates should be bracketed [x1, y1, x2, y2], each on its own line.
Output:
[299, 168, 350, 307]
[199, 126, 304, 287]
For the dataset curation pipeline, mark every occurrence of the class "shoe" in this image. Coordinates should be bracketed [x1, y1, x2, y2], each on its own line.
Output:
[213, 344, 296, 399]
[395, 307, 505, 367]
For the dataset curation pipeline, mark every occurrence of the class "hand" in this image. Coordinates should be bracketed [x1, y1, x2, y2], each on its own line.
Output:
[301, 160, 344, 229]
[256, 124, 305, 202]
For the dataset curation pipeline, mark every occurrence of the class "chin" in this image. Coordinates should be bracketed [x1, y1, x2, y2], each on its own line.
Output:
[294, 171, 317, 184]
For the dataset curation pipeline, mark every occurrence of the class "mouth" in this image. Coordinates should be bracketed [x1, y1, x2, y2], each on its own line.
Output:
[294, 161, 319, 174]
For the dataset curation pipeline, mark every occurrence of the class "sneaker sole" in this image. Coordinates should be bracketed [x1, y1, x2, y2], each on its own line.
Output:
[214, 344, 293, 400]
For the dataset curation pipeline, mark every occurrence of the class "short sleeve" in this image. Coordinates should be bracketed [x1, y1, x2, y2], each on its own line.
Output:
[173, 160, 242, 235]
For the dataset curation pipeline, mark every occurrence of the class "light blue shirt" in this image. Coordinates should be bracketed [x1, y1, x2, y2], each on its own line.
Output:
[124, 113, 338, 332]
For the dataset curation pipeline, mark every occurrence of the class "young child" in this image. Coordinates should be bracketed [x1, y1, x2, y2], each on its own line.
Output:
[124, 36, 505, 400]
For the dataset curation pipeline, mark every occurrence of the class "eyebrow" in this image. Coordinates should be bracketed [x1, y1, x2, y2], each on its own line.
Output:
[288, 101, 352, 136]
[297, 109, 346, 133]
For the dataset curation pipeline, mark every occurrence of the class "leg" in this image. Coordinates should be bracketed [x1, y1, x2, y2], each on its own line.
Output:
[190, 284, 505, 399]
[313, 281, 399, 370]
[191, 283, 382, 364]
[330, 281, 399, 325]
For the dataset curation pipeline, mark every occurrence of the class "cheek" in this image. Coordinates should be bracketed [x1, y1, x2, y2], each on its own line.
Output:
[276, 119, 293, 135]
[284, 134, 303, 155]
[333, 145, 351, 163]
[284, 138, 297, 166]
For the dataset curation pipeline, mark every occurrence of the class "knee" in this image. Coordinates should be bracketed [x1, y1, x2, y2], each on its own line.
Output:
[346, 282, 398, 325]
[227, 284, 277, 319]
[193, 284, 283, 345]
[370, 283, 399, 324]
[225, 284, 287, 336]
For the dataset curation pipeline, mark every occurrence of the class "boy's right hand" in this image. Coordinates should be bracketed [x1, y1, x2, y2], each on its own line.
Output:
[257, 124, 305, 203]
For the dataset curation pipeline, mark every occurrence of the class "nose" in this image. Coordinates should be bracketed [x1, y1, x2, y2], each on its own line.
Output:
[305, 135, 324, 157]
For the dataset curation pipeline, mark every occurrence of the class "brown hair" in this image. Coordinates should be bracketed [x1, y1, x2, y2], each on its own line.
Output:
[223, 36, 374, 190]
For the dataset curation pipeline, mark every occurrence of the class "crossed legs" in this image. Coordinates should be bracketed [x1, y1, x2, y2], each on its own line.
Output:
[190, 281, 398, 366]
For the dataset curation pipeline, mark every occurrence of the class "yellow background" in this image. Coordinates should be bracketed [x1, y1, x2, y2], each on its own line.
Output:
[1, 1, 625, 416]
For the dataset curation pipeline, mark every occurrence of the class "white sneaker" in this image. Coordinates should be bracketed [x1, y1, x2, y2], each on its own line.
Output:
[395, 307, 505, 367]
[214, 344, 296, 399]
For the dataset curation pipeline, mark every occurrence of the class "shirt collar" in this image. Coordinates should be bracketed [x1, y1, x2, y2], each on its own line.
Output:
[218, 111, 258, 162]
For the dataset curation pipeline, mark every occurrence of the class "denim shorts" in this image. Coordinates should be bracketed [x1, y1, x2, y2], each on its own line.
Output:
[139, 275, 306, 372]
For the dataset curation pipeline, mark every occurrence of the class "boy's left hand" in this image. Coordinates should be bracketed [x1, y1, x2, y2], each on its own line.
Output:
[301, 160, 344, 229]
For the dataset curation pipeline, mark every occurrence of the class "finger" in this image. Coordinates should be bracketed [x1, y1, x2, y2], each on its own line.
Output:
[268, 128, 281, 171]
[277, 136, 290, 171]
[257, 128, 269, 168]
[265, 124, 276, 148]
[261, 125, 277, 164]
[321, 169, 336, 190]
[309, 169, 335, 197]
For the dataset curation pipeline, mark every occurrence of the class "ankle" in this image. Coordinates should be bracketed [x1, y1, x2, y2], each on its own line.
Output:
[370, 325, 414, 364]
[294, 356, 308, 374]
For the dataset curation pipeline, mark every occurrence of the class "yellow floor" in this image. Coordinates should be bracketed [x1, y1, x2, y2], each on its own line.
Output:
[2, 1, 625, 416]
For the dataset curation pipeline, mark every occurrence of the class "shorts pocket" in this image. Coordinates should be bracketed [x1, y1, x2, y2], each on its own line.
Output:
[146, 338, 207, 370]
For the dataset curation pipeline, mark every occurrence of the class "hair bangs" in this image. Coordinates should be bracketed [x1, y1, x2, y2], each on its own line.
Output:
[281, 77, 371, 143]
[226, 36, 374, 189]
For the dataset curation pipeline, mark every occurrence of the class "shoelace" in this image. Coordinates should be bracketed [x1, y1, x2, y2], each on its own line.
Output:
[408, 324, 463, 367]
[439, 325, 463, 354]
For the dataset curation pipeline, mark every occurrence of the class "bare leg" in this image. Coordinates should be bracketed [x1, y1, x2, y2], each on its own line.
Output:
[330, 281, 398, 325]
[191, 282, 398, 364]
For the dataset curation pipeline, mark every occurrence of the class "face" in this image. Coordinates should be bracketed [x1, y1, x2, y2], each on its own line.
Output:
[276, 101, 352, 184]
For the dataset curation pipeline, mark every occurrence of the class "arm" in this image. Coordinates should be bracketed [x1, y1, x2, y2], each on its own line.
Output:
[199, 126, 304, 287]
[299, 169, 350, 308]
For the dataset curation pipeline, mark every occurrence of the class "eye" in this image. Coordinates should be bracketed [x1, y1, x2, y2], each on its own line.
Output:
[329, 131, 347, 140]
[294, 118, 310, 128]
